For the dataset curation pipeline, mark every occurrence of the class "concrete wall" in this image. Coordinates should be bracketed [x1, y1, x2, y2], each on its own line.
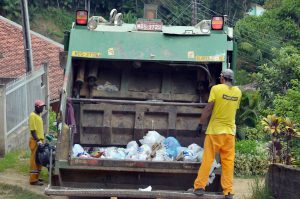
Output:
[267, 164, 300, 199]
[6, 126, 30, 153]
[0, 84, 6, 157]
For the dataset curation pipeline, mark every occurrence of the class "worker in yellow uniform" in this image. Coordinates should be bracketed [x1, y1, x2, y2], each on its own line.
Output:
[28, 99, 46, 186]
[193, 69, 241, 199]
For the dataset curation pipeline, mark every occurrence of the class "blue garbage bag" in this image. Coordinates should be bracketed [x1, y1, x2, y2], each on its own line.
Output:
[163, 137, 181, 158]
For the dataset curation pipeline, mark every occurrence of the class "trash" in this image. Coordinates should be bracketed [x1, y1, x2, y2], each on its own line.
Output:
[96, 81, 119, 92]
[139, 130, 165, 148]
[163, 137, 181, 158]
[36, 143, 55, 169]
[209, 160, 221, 175]
[150, 143, 163, 158]
[207, 173, 216, 185]
[138, 186, 152, 191]
[90, 151, 104, 158]
[152, 146, 171, 161]
[103, 147, 125, 159]
[137, 144, 152, 160]
[72, 144, 90, 157]
[125, 141, 139, 159]
[188, 143, 202, 153]
[176, 148, 200, 162]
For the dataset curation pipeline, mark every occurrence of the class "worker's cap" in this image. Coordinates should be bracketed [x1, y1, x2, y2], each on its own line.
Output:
[34, 99, 46, 107]
[220, 69, 234, 80]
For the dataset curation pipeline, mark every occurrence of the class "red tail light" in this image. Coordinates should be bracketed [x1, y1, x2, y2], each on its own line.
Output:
[76, 10, 88, 25]
[211, 16, 224, 30]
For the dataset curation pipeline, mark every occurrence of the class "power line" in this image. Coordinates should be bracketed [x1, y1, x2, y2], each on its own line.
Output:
[196, 1, 234, 26]
[170, 3, 192, 25]
[235, 34, 282, 57]
[159, 0, 192, 25]
[157, 0, 195, 24]
[196, 1, 284, 44]
[238, 53, 260, 66]
[236, 28, 283, 46]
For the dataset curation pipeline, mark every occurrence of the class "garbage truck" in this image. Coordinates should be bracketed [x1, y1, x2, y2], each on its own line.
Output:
[45, 7, 237, 199]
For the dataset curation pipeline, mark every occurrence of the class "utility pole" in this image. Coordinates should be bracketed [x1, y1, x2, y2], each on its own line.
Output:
[192, 0, 198, 25]
[20, 0, 34, 73]
[85, 0, 90, 15]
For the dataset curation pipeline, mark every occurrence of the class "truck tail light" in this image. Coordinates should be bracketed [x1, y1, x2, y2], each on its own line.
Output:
[211, 16, 224, 30]
[76, 10, 88, 25]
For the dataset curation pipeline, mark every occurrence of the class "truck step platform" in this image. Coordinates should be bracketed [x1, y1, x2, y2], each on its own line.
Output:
[45, 186, 224, 198]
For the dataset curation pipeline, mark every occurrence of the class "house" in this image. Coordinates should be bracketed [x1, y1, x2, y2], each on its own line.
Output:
[0, 16, 64, 111]
[248, 3, 265, 16]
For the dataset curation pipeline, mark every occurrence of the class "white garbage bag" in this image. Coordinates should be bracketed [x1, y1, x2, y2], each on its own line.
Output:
[139, 131, 165, 148]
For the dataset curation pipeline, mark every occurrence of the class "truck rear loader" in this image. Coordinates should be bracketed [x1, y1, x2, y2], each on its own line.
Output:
[45, 7, 237, 199]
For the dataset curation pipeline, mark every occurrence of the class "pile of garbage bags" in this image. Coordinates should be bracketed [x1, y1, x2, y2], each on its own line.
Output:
[73, 130, 220, 164]
[72, 130, 220, 185]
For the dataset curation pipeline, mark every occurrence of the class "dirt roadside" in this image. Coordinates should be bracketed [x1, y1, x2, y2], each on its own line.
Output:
[0, 170, 65, 199]
[0, 170, 254, 199]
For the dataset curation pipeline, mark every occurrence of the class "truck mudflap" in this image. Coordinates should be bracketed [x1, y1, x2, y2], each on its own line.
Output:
[45, 186, 224, 198]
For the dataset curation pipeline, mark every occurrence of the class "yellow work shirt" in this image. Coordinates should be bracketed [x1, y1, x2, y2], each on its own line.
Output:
[206, 84, 242, 135]
[28, 112, 45, 140]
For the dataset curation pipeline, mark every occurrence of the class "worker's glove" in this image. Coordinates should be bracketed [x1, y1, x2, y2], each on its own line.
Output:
[196, 124, 203, 136]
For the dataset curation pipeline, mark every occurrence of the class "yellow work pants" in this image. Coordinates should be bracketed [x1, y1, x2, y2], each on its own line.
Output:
[29, 138, 42, 183]
[194, 134, 235, 195]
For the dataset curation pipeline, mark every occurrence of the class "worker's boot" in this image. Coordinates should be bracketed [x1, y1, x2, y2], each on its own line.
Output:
[30, 181, 44, 186]
[193, 188, 205, 196]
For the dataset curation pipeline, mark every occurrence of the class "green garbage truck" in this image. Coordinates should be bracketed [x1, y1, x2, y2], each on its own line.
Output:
[45, 7, 237, 199]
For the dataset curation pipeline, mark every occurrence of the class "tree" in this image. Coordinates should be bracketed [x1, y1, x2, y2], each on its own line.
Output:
[235, 0, 300, 72]
[273, 80, 300, 125]
[255, 46, 300, 108]
[1, 0, 21, 21]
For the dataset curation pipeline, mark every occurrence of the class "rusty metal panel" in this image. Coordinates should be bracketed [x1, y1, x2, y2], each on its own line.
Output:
[77, 102, 203, 146]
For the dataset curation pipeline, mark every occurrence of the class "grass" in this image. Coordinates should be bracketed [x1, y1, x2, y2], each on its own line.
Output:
[249, 178, 274, 199]
[0, 151, 48, 182]
[0, 183, 48, 199]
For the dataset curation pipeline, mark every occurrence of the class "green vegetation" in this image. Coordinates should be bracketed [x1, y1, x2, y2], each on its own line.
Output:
[49, 108, 57, 133]
[235, 140, 269, 176]
[0, 151, 48, 182]
[249, 178, 274, 199]
[30, 7, 73, 43]
[0, 183, 48, 199]
[234, 0, 300, 170]
[261, 115, 299, 165]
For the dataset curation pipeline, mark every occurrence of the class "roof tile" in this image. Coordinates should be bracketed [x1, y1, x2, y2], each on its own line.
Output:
[0, 17, 64, 101]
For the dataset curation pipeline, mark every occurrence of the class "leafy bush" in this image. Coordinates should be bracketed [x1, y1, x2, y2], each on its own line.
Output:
[48, 108, 57, 133]
[235, 140, 269, 176]
[238, 126, 265, 141]
[236, 69, 253, 85]
[236, 91, 259, 128]
[30, 7, 73, 42]
[261, 115, 299, 165]
[273, 80, 300, 126]
[255, 46, 300, 108]
[123, 11, 137, 23]
[291, 137, 300, 167]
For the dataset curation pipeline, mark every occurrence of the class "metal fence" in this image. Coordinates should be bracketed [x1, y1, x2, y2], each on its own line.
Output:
[5, 67, 45, 135]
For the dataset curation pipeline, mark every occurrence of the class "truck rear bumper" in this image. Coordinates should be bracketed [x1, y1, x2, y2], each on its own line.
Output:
[45, 186, 224, 198]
